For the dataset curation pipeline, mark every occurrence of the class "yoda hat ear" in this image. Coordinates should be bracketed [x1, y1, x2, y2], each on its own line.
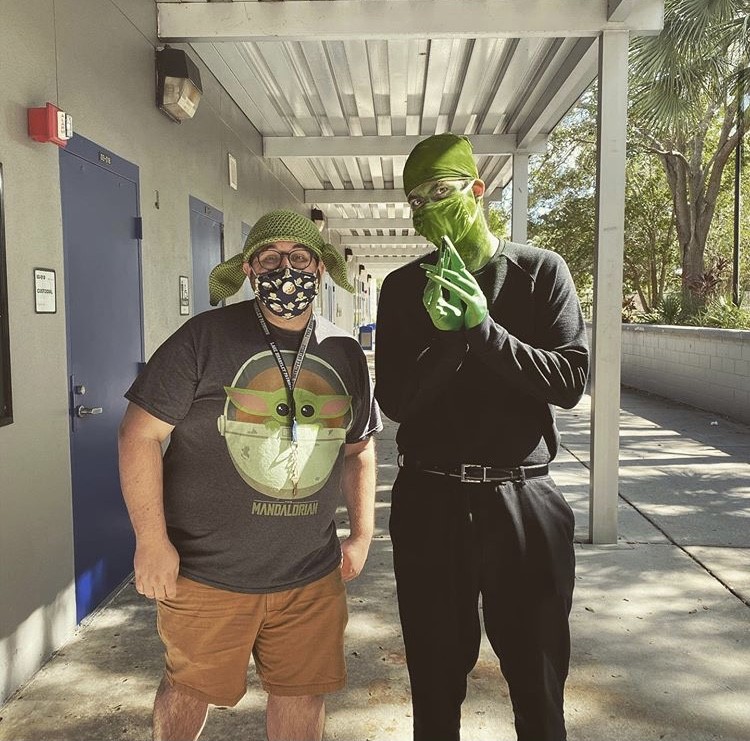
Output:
[208, 253, 246, 307]
[319, 243, 354, 293]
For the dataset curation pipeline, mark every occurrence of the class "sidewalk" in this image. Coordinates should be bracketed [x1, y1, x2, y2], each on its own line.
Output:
[1, 380, 749, 741]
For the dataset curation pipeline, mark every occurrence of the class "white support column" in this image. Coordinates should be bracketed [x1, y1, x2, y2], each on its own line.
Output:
[511, 154, 529, 243]
[589, 30, 629, 544]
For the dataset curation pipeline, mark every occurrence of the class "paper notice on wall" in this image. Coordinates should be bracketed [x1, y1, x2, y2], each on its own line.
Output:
[34, 268, 56, 313]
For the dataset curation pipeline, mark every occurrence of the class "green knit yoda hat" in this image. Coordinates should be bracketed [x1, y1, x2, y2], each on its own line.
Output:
[403, 133, 479, 196]
[208, 209, 354, 306]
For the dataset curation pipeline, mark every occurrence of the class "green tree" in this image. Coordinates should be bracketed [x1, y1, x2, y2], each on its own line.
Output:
[525, 90, 680, 312]
[527, 90, 597, 303]
[623, 152, 680, 311]
[487, 204, 510, 241]
[629, 0, 750, 306]
[705, 126, 750, 301]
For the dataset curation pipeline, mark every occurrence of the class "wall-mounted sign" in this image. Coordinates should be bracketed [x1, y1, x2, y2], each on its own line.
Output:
[34, 268, 56, 313]
[179, 275, 190, 315]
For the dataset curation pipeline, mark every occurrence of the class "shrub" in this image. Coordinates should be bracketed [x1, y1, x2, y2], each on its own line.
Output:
[637, 293, 686, 325]
[688, 296, 750, 330]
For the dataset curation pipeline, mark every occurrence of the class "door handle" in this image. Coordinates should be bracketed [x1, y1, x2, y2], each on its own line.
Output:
[75, 405, 103, 417]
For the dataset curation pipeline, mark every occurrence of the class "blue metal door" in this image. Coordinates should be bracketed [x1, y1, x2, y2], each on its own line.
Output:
[60, 136, 143, 622]
[189, 196, 223, 314]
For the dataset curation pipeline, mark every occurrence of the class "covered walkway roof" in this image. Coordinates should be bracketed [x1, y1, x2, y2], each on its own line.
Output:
[158, 0, 662, 273]
[157, 0, 665, 543]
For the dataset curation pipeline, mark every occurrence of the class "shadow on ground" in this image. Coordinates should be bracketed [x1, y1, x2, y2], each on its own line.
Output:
[1, 387, 750, 740]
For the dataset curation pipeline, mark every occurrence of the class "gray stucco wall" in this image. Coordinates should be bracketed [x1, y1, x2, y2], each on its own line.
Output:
[621, 324, 750, 425]
[0, 0, 333, 703]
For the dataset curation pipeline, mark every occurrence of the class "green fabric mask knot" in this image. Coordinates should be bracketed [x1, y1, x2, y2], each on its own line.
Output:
[208, 210, 354, 306]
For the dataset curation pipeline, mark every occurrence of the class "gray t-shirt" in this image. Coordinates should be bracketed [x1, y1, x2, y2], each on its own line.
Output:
[126, 300, 381, 593]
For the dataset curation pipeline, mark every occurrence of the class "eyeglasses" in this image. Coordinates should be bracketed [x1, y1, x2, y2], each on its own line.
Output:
[254, 245, 316, 271]
[407, 179, 473, 211]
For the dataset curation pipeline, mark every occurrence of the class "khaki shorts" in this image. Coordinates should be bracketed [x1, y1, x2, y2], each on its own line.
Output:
[156, 568, 348, 706]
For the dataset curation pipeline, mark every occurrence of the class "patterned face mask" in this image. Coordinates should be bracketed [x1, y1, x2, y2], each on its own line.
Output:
[253, 266, 320, 318]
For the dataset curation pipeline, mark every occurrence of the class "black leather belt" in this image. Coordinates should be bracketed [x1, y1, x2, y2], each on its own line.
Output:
[398, 455, 549, 484]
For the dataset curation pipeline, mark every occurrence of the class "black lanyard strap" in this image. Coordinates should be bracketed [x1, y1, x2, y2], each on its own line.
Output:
[253, 301, 315, 443]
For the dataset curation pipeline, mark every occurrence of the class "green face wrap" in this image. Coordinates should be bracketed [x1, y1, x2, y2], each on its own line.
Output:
[402, 133, 478, 197]
[208, 209, 354, 306]
[411, 189, 482, 249]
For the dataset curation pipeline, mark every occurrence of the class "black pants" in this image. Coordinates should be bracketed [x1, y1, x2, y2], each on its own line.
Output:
[389, 468, 576, 741]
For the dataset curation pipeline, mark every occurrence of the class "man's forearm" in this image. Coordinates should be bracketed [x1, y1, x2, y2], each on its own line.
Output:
[118, 432, 169, 543]
[118, 404, 180, 600]
[342, 441, 376, 540]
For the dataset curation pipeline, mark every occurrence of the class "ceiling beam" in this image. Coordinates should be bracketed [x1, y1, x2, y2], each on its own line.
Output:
[516, 37, 597, 147]
[157, 1, 665, 42]
[306, 189, 406, 205]
[264, 134, 546, 158]
[327, 218, 414, 230]
[607, 0, 637, 22]
[341, 236, 431, 246]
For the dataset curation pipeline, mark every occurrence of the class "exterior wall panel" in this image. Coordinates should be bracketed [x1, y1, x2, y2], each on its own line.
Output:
[0, 0, 306, 703]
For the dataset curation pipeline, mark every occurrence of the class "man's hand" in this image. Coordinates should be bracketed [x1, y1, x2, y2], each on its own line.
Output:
[421, 237, 464, 331]
[340, 534, 371, 582]
[423, 238, 488, 329]
[134, 537, 180, 600]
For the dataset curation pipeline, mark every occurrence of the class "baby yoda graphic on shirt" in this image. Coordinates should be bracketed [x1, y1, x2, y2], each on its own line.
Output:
[218, 350, 352, 499]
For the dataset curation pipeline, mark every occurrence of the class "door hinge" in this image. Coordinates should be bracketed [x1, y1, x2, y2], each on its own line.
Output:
[134, 216, 143, 240]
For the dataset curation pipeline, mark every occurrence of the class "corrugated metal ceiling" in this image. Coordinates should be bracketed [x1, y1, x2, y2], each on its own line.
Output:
[157, 1, 661, 265]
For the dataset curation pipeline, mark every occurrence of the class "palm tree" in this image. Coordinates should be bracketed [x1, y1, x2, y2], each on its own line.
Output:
[629, 0, 750, 307]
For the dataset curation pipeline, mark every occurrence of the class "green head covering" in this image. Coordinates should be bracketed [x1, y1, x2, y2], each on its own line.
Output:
[208, 209, 354, 306]
[403, 133, 479, 196]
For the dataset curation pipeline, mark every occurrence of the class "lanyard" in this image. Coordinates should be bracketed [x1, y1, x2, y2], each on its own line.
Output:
[253, 301, 315, 444]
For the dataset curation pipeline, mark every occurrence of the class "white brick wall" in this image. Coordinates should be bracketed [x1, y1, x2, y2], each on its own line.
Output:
[619, 325, 750, 424]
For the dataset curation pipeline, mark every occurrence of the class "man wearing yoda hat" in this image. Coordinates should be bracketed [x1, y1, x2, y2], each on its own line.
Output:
[375, 134, 589, 741]
[119, 209, 381, 741]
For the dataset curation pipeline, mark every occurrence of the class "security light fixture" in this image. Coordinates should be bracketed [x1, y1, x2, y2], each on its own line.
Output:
[310, 207, 325, 232]
[156, 47, 203, 123]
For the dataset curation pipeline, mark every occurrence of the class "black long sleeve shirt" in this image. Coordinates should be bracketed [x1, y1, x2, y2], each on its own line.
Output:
[374, 240, 589, 466]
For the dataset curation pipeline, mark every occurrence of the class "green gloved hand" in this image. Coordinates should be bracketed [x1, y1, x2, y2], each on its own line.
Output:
[422, 237, 488, 329]
[421, 237, 464, 331]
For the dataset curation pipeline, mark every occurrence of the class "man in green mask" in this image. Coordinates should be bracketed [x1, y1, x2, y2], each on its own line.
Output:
[375, 134, 590, 741]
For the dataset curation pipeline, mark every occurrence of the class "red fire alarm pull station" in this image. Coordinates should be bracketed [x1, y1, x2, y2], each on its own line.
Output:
[28, 103, 73, 147]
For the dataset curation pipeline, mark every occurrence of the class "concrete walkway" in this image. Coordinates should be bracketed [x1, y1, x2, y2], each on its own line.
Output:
[1, 376, 749, 740]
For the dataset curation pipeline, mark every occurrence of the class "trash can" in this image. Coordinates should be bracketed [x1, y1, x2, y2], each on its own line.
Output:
[358, 324, 374, 350]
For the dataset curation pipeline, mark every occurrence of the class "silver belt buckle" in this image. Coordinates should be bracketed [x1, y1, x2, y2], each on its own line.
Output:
[460, 464, 487, 483]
